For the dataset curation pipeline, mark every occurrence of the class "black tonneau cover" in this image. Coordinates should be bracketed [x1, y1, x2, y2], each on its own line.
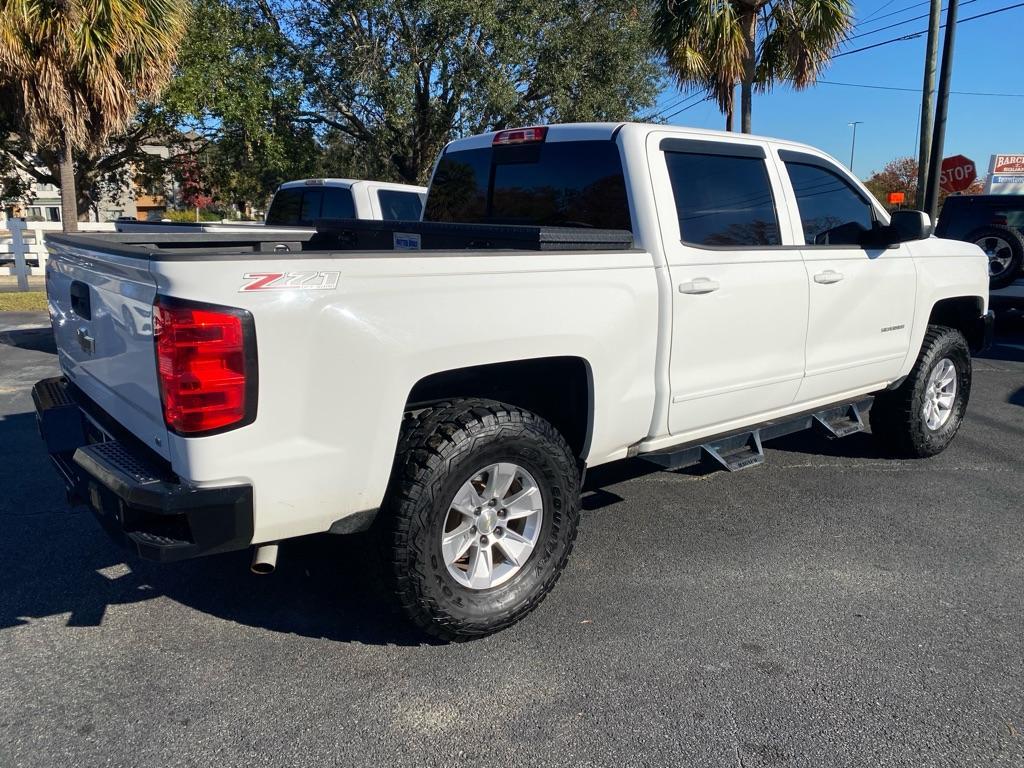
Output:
[45, 219, 634, 261]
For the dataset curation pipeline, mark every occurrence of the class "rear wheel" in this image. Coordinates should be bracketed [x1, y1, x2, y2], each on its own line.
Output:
[382, 398, 581, 641]
[870, 326, 972, 458]
[969, 225, 1024, 290]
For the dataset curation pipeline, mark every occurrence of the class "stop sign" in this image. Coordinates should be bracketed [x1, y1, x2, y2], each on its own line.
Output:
[939, 155, 977, 193]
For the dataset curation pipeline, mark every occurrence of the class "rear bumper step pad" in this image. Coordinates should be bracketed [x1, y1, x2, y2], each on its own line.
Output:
[33, 376, 254, 562]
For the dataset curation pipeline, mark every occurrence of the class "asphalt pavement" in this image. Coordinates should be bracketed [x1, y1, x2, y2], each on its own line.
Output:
[1, 311, 1022, 768]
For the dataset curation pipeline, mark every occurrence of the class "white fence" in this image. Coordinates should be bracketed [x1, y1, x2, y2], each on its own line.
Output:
[0, 219, 116, 290]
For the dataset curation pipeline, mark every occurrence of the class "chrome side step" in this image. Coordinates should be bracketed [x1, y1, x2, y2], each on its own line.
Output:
[640, 397, 873, 474]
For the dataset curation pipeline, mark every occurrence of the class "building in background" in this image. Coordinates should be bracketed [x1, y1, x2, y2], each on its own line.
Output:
[2, 142, 179, 224]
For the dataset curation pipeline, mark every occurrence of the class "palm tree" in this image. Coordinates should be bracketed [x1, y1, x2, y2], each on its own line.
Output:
[0, 0, 189, 231]
[653, 0, 853, 134]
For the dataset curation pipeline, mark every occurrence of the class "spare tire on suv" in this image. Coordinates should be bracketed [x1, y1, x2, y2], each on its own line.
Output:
[968, 224, 1024, 289]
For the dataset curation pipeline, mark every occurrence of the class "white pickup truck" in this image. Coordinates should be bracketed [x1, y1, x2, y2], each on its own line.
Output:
[114, 178, 427, 231]
[34, 123, 992, 640]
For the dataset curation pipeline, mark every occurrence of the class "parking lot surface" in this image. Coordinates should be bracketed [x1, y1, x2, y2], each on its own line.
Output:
[1, 311, 1022, 768]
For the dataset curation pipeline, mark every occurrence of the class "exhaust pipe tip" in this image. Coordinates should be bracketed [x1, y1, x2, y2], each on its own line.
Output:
[251, 543, 279, 575]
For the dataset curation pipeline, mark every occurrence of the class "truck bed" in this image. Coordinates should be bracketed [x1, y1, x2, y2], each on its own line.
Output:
[48, 219, 635, 260]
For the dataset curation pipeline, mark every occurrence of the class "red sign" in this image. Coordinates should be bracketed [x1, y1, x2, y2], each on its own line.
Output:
[939, 155, 977, 193]
[993, 154, 1024, 174]
[887, 191, 905, 205]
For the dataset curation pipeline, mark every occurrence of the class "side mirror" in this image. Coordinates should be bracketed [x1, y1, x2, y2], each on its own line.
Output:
[888, 209, 932, 243]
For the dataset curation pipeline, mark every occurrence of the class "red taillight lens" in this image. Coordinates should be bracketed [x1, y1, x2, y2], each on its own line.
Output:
[492, 126, 548, 146]
[154, 299, 255, 435]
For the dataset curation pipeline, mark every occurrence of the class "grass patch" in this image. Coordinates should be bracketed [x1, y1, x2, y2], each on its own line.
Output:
[0, 291, 47, 312]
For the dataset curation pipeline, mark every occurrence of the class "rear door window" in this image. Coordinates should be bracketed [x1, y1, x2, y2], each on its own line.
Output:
[664, 151, 781, 246]
[424, 140, 631, 231]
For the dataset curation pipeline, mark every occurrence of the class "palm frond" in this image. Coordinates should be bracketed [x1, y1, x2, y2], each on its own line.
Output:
[0, 0, 190, 150]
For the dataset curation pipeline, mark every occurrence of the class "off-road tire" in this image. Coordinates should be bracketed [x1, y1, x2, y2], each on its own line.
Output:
[870, 325, 972, 458]
[968, 225, 1024, 290]
[381, 398, 581, 641]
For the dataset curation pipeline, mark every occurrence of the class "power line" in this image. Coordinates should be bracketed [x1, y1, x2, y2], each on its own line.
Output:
[851, 0, 938, 27]
[836, 1, 1024, 57]
[663, 91, 713, 120]
[847, 0, 978, 39]
[816, 79, 1024, 98]
[856, 0, 904, 25]
[645, 90, 704, 121]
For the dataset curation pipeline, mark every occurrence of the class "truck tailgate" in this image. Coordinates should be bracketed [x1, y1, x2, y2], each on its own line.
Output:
[45, 238, 170, 459]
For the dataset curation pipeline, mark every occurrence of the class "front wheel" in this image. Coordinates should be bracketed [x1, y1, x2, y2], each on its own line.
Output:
[382, 398, 581, 641]
[870, 326, 972, 458]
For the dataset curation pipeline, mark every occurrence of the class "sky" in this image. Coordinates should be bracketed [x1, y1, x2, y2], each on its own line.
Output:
[649, 0, 1023, 180]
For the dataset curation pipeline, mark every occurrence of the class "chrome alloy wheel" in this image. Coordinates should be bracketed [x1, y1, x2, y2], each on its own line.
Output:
[976, 235, 1015, 278]
[441, 462, 543, 590]
[923, 357, 957, 431]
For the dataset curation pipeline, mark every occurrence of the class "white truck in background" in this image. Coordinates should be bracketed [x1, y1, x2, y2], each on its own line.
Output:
[115, 178, 427, 231]
[35, 123, 991, 641]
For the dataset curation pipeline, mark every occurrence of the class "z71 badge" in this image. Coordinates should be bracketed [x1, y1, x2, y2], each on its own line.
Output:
[239, 271, 340, 292]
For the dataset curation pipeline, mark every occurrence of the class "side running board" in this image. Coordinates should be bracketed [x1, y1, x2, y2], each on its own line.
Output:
[640, 397, 872, 474]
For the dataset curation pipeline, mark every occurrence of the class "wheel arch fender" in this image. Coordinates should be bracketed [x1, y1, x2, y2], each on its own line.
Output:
[404, 355, 595, 461]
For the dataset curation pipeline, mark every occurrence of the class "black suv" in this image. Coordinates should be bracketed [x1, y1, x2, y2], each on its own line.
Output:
[935, 195, 1024, 289]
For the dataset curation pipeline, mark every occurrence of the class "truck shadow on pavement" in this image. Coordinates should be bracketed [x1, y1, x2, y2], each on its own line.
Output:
[0, 412, 433, 645]
[0, 326, 56, 354]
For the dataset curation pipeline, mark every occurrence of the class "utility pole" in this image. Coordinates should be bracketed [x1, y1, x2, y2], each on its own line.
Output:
[923, 0, 959, 220]
[848, 121, 863, 174]
[915, 0, 942, 209]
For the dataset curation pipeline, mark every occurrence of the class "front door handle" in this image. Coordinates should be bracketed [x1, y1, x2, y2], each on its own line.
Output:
[814, 270, 845, 285]
[679, 277, 720, 294]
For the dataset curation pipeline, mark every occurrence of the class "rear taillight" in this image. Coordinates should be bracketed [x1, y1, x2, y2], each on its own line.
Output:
[492, 126, 548, 146]
[154, 298, 257, 435]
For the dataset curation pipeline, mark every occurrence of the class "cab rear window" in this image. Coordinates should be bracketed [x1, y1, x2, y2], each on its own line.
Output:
[424, 140, 631, 231]
[266, 187, 355, 225]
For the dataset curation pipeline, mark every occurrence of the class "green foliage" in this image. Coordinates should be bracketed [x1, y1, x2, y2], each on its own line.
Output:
[160, 0, 321, 209]
[294, 0, 662, 182]
[0, 291, 47, 312]
[161, 0, 661, 204]
[653, 0, 852, 131]
[161, 208, 223, 222]
[1, 104, 181, 219]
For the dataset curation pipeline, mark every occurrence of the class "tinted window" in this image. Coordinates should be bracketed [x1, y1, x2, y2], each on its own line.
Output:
[785, 162, 874, 245]
[664, 152, 780, 246]
[266, 188, 302, 225]
[424, 140, 631, 231]
[378, 190, 423, 221]
[300, 189, 323, 222]
[266, 186, 354, 225]
[320, 188, 355, 220]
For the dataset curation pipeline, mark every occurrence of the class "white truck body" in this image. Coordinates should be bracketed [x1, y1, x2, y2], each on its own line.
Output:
[36, 123, 990, 635]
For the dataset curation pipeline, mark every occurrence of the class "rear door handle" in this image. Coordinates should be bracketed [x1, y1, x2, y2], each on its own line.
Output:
[679, 277, 720, 294]
[813, 270, 845, 284]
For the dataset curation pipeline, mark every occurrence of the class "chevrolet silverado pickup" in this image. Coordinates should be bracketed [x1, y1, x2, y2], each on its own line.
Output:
[34, 123, 992, 640]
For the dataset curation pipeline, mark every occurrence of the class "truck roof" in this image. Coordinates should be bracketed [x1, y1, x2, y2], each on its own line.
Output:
[443, 121, 835, 159]
[277, 178, 427, 193]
